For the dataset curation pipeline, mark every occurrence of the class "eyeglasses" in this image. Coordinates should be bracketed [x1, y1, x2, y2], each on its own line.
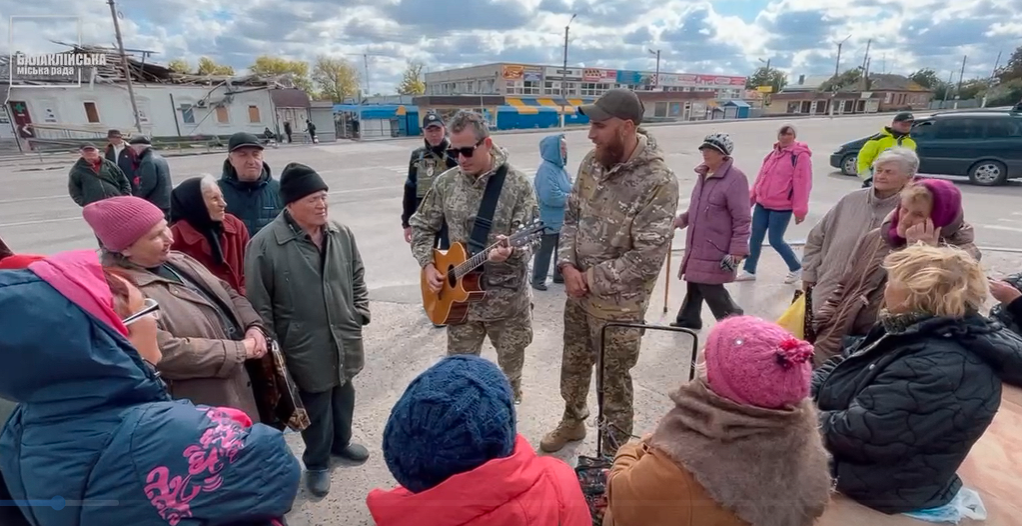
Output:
[446, 138, 485, 159]
[122, 297, 160, 326]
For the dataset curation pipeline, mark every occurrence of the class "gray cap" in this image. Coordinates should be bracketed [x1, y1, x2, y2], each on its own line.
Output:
[579, 88, 644, 125]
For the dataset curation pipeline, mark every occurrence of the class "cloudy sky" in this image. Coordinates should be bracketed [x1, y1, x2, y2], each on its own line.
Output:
[2, 0, 1020, 93]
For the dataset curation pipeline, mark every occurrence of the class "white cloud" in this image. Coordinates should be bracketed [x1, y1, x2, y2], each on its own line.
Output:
[0, 0, 1017, 93]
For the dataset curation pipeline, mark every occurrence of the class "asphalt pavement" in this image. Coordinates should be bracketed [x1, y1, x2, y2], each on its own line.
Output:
[2, 115, 1021, 525]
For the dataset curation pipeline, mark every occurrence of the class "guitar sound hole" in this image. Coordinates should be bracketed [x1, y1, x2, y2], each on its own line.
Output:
[446, 266, 457, 287]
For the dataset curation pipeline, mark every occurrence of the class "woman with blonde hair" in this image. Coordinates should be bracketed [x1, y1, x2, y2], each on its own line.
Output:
[812, 244, 1022, 515]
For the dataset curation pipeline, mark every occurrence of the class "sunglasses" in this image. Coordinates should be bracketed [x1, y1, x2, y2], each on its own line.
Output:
[446, 138, 485, 159]
[122, 297, 160, 326]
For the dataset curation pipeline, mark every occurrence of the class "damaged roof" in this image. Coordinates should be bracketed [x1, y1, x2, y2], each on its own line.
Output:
[0, 44, 297, 88]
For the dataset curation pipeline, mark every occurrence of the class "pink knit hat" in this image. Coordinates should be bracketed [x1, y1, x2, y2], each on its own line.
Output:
[82, 196, 166, 253]
[704, 316, 814, 409]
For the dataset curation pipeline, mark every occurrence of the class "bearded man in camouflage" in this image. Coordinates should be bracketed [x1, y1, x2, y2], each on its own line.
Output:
[540, 89, 680, 456]
[409, 110, 539, 403]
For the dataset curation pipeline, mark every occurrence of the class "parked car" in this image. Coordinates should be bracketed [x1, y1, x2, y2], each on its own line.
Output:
[830, 109, 1022, 186]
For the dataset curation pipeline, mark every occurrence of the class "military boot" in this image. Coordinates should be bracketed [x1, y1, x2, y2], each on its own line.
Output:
[540, 420, 586, 453]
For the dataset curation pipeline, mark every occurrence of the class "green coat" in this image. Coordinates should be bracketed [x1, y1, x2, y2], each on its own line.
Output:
[245, 212, 370, 393]
[68, 157, 132, 207]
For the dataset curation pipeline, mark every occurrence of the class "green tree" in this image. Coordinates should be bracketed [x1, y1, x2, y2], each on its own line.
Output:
[249, 55, 312, 91]
[196, 57, 234, 76]
[311, 55, 361, 102]
[996, 45, 1022, 83]
[744, 66, 786, 93]
[909, 68, 951, 99]
[954, 78, 988, 100]
[397, 61, 427, 95]
[820, 69, 865, 91]
[167, 58, 191, 74]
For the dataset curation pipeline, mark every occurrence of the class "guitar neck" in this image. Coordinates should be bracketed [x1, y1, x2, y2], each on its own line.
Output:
[453, 241, 502, 279]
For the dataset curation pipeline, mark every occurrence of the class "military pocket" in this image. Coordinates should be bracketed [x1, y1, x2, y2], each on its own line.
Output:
[484, 262, 522, 290]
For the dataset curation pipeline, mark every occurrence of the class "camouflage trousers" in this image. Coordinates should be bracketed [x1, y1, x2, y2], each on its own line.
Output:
[560, 298, 643, 456]
[446, 309, 533, 390]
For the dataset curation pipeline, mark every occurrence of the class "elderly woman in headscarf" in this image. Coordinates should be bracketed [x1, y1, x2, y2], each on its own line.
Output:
[812, 177, 978, 365]
[801, 147, 918, 314]
[83, 195, 268, 423]
[170, 174, 250, 294]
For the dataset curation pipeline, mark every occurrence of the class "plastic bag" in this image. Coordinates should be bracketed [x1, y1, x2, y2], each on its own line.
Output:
[777, 293, 807, 339]
[902, 487, 987, 524]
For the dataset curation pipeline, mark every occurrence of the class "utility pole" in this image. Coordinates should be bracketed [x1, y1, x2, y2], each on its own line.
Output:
[957, 55, 967, 97]
[833, 35, 851, 80]
[560, 13, 576, 128]
[107, 0, 142, 133]
[860, 38, 872, 91]
[648, 49, 661, 90]
[983, 50, 1001, 108]
[942, 70, 954, 106]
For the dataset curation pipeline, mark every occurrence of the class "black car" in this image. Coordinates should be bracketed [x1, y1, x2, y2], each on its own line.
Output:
[830, 109, 1022, 186]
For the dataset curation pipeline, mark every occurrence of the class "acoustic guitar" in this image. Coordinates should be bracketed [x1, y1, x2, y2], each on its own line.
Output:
[421, 220, 546, 325]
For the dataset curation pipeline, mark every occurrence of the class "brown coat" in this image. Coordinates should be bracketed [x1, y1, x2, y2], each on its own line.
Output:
[110, 251, 263, 422]
[604, 379, 832, 526]
[813, 211, 979, 365]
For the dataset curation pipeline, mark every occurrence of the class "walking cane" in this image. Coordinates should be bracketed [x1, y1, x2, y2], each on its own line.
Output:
[663, 247, 672, 313]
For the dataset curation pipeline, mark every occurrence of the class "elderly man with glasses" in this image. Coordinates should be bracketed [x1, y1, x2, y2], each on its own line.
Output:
[408, 110, 539, 405]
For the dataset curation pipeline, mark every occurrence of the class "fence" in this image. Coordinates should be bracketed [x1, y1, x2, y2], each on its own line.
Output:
[929, 99, 981, 110]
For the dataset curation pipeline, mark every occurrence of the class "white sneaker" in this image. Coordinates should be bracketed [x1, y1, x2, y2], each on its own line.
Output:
[784, 270, 802, 284]
[735, 271, 756, 282]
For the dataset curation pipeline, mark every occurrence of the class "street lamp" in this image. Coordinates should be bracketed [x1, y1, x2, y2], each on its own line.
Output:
[648, 49, 660, 90]
[561, 13, 577, 128]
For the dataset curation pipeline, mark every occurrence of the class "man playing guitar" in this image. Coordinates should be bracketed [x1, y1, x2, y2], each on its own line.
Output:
[409, 110, 539, 404]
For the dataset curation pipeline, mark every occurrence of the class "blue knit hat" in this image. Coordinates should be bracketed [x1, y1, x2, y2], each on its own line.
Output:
[382, 355, 517, 493]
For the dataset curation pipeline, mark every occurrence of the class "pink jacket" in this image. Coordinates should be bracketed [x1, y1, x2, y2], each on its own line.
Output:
[750, 141, 813, 218]
[677, 159, 752, 285]
[367, 434, 592, 526]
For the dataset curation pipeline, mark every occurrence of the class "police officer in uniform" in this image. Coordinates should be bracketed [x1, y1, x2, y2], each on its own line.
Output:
[402, 113, 458, 246]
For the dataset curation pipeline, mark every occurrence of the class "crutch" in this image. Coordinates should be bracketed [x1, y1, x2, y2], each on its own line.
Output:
[663, 248, 672, 313]
[595, 322, 699, 457]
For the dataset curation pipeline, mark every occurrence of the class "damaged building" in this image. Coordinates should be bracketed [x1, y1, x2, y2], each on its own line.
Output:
[0, 45, 327, 151]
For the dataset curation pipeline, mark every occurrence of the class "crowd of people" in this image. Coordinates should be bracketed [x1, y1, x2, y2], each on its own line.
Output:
[1, 88, 1021, 526]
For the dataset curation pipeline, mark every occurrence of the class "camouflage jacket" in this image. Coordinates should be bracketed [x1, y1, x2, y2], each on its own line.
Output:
[558, 129, 680, 320]
[410, 146, 539, 322]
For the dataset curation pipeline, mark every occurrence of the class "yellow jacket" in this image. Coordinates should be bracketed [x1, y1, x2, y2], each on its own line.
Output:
[856, 127, 917, 180]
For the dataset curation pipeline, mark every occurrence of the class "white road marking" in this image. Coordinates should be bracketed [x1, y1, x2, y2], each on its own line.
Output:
[0, 194, 67, 204]
[977, 224, 1022, 233]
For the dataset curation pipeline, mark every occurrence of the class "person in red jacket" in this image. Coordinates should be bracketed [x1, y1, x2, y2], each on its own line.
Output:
[367, 355, 591, 526]
[169, 175, 250, 294]
[738, 124, 813, 284]
[0, 235, 44, 269]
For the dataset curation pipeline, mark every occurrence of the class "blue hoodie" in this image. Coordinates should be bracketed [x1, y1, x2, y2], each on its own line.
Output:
[534, 134, 572, 232]
[0, 266, 300, 526]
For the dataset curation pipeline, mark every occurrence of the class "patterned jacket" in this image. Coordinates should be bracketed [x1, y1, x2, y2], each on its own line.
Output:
[410, 146, 539, 322]
[558, 129, 679, 320]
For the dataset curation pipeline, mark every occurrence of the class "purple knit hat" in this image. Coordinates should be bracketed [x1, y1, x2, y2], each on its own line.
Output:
[82, 196, 166, 252]
[887, 178, 962, 246]
[704, 316, 814, 409]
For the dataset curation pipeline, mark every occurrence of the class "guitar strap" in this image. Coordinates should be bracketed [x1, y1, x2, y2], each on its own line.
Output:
[467, 163, 509, 256]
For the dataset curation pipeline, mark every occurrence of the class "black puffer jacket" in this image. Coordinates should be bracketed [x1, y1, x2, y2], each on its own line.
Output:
[990, 272, 1022, 334]
[811, 313, 1022, 514]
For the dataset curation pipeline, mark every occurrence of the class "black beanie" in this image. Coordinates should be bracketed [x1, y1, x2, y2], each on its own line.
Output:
[280, 162, 329, 204]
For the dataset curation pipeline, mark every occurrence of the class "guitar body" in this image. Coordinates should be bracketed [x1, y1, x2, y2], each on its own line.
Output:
[421, 241, 487, 325]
